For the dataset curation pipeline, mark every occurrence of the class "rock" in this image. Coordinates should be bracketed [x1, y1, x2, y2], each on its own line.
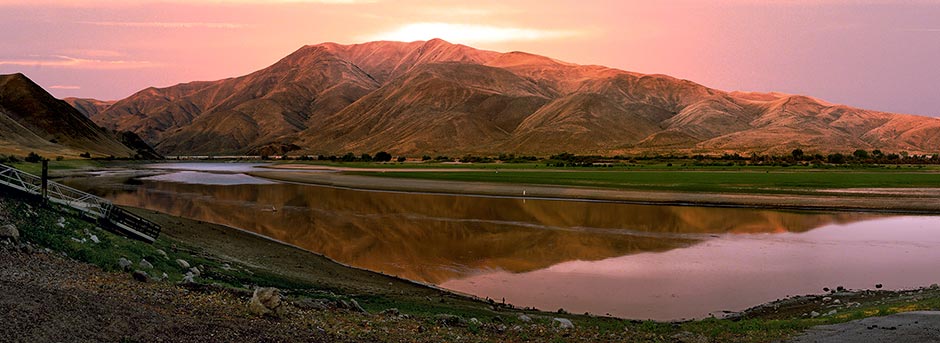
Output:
[248, 287, 284, 316]
[139, 259, 153, 270]
[132, 270, 150, 283]
[155, 249, 168, 259]
[56, 217, 65, 224]
[181, 272, 195, 284]
[469, 318, 481, 326]
[349, 299, 367, 313]
[188, 266, 201, 276]
[434, 314, 466, 327]
[118, 257, 133, 271]
[825, 310, 837, 316]
[822, 297, 832, 302]
[88, 235, 99, 244]
[221, 263, 232, 270]
[833, 299, 841, 304]
[379, 308, 401, 316]
[553, 318, 575, 329]
[175, 259, 190, 269]
[811, 311, 821, 318]
[0, 224, 19, 242]
[930, 284, 939, 290]
[519, 314, 532, 322]
[294, 298, 331, 311]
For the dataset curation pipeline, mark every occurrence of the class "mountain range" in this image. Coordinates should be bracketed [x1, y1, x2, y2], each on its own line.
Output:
[0, 73, 158, 159]
[63, 39, 940, 156]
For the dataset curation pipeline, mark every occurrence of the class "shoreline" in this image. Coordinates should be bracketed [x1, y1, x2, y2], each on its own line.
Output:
[248, 170, 940, 215]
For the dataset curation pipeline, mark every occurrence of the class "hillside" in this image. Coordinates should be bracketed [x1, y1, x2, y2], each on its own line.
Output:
[0, 73, 144, 158]
[92, 39, 940, 156]
[64, 97, 115, 118]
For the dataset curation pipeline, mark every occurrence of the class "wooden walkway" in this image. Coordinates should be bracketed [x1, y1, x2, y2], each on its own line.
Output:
[0, 163, 160, 243]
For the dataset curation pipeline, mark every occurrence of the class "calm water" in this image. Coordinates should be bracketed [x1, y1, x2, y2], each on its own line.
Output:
[66, 163, 940, 320]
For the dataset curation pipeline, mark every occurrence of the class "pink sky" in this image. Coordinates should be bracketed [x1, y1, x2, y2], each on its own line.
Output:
[1, 0, 938, 116]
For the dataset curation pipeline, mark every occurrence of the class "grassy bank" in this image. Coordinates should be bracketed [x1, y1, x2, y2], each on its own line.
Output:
[349, 169, 940, 195]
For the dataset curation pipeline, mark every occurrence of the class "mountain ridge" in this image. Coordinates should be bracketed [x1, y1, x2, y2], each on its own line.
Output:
[88, 39, 940, 156]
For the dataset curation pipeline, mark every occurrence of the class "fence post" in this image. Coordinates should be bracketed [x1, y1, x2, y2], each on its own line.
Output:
[41, 159, 48, 201]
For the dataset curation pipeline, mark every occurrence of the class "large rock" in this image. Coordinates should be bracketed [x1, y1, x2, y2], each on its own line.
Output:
[132, 270, 150, 283]
[553, 318, 575, 329]
[0, 224, 19, 242]
[175, 259, 190, 269]
[139, 259, 153, 270]
[118, 257, 133, 271]
[248, 287, 284, 316]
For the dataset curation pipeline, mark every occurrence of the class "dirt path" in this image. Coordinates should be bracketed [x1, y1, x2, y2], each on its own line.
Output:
[789, 311, 940, 342]
[249, 170, 940, 214]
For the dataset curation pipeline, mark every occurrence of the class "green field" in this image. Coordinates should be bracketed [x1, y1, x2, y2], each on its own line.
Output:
[350, 169, 940, 194]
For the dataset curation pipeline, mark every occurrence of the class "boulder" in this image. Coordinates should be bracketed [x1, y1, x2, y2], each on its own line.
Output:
[139, 259, 153, 270]
[248, 287, 284, 316]
[188, 266, 201, 276]
[434, 314, 466, 327]
[469, 318, 481, 326]
[88, 235, 99, 244]
[181, 272, 195, 284]
[518, 314, 532, 322]
[349, 299, 367, 313]
[118, 257, 133, 271]
[132, 270, 150, 283]
[175, 259, 190, 269]
[0, 224, 19, 242]
[155, 249, 168, 259]
[553, 318, 575, 329]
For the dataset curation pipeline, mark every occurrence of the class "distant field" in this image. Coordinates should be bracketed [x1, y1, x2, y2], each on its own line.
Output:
[349, 169, 940, 194]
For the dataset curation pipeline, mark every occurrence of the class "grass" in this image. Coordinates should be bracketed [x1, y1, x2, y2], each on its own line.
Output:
[350, 169, 940, 194]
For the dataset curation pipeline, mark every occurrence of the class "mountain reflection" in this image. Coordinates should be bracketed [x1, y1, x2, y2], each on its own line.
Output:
[74, 175, 878, 284]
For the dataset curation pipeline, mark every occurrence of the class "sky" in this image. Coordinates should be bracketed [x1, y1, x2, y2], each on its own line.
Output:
[0, 0, 938, 117]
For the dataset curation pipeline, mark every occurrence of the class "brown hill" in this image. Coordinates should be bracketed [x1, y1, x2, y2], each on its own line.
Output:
[93, 39, 940, 156]
[0, 73, 141, 158]
[64, 97, 115, 118]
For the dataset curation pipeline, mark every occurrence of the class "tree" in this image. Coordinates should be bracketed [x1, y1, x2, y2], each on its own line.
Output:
[853, 149, 869, 159]
[374, 151, 392, 162]
[827, 153, 846, 164]
[24, 152, 43, 163]
[791, 149, 804, 160]
[872, 149, 884, 158]
[397, 156, 407, 163]
[421, 155, 431, 161]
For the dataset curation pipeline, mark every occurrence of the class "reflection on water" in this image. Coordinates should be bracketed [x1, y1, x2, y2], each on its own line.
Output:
[63, 167, 939, 320]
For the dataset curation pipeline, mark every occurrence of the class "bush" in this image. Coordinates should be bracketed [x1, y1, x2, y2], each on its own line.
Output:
[374, 151, 392, 162]
[24, 152, 43, 163]
[79, 152, 91, 158]
[397, 156, 406, 163]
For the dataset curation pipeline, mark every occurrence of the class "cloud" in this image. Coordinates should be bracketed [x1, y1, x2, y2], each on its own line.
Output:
[363, 22, 585, 45]
[0, 55, 160, 70]
[48, 85, 81, 90]
[77, 21, 249, 29]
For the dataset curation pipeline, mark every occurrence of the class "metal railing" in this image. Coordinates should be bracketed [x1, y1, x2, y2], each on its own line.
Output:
[0, 163, 159, 243]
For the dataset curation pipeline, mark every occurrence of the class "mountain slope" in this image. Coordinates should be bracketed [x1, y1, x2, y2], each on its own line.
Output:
[0, 73, 141, 158]
[94, 40, 940, 156]
[64, 97, 115, 118]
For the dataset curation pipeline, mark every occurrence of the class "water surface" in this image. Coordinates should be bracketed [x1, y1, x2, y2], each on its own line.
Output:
[66, 164, 940, 320]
